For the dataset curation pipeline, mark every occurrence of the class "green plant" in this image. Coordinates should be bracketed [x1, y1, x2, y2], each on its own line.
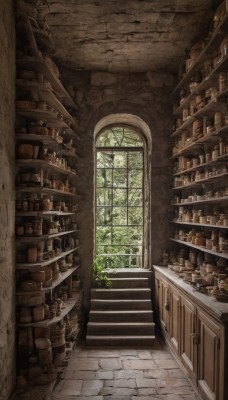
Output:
[92, 256, 112, 288]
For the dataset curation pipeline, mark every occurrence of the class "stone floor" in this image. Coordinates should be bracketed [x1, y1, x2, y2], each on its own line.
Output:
[51, 339, 200, 400]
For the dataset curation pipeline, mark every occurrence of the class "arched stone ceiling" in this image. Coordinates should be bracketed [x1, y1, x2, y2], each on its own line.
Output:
[40, 0, 221, 73]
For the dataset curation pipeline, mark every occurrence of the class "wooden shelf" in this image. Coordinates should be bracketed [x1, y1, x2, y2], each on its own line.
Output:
[171, 221, 227, 229]
[16, 211, 76, 217]
[16, 229, 78, 242]
[59, 149, 79, 160]
[173, 54, 228, 116]
[17, 291, 83, 327]
[174, 153, 228, 176]
[170, 238, 228, 259]
[171, 133, 219, 155]
[172, 100, 224, 138]
[16, 80, 77, 127]
[173, 172, 228, 190]
[16, 133, 60, 146]
[16, 186, 78, 198]
[16, 108, 75, 134]
[16, 247, 79, 269]
[17, 56, 77, 110]
[16, 159, 76, 177]
[16, 265, 80, 295]
[172, 196, 228, 206]
[173, 12, 228, 94]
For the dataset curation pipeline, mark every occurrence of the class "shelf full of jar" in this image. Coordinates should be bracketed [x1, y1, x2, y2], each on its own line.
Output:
[173, 55, 228, 115]
[16, 265, 80, 295]
[171, 96, 227, 138]
[16, 80, 77, 128]
[173, 153, 228, 176]
[16, 107, 76, 135]
[16, 133, 79, 159]
[171, 220, 228, 230]
[172, 8, 228, 94]
[16, 56, 77, 110]
[16, 246, 79, 270]
[172, 171, 228, 190]
[172, 125, 228, 157]
[17, 291, 83, 328]
[16, 159, 76, 177]
[16, 185, 79, 198]
[172, 194, 228, 206]
[170, 238, 228, 260]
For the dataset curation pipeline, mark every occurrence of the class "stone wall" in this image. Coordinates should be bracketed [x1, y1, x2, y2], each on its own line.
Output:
[61, 69, 174, 314]
[0, 0, 16, 398]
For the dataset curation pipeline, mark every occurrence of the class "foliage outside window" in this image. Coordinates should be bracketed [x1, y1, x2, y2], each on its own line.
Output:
[96, 126, 144, 268]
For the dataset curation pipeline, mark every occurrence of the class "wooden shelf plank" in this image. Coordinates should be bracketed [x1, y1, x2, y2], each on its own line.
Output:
[17, 291, 83, 327]
[16, 211, 76, 217]
[16, 186, 78, 198]
[173, 172, 228, 190]
[16, 229, 78, 242]
[17, 56, 77, 110]
[174, 153, 228, 176]
[16, 265, 80, 294]
[172, 196, 228, 206]
[170, 238, 228, 259]
[171, 221, 227, 229]
[16, 159, 76, 177]
[16, 247, 79, 269]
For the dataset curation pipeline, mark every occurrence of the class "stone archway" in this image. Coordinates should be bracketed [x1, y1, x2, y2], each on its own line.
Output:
[94, 114, 152, 269]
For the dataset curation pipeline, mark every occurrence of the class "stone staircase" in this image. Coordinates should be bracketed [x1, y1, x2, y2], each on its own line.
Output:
[86, 268, 155, 345]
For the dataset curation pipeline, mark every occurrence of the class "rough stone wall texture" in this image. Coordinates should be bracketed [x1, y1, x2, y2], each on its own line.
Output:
[61, 69, 173, 314]
[0, 0, 16, 398]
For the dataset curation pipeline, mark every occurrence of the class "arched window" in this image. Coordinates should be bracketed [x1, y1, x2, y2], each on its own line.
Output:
[95, 125, 144, 268]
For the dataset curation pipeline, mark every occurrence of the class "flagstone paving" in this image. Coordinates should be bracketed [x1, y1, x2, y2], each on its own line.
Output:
[51, 339, 200, 400]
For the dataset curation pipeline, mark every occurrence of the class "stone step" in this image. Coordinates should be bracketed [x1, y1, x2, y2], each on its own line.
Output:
[89, 310, 153, 322]
[109, 277, 149, 288]
[106, 268, 152, 279]
[87, 322, 155, 335]
[90, 299, 152, 311]
[86, 335, 156, 346]
[91, 288, 151, 300]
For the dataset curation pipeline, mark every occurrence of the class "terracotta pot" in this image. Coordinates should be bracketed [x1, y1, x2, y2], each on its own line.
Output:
[17, 144, 34, 159]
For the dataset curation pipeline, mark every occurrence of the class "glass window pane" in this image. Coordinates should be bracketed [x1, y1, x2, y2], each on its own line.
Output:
[97, 207, 113, 225]
[96, 169, 112, 187]
[97, 188, 112, 206]
[113, 189, 127, 206]
[113, 152, 127, 168]
[112, 227, 129, 245]
[128, 207, 143, 225]
[113, 169, 127, 187]
[96, 227, 112, 244]
[128, 189, 142, 206]
[128, 151, 143, 168]
[97, 151, 114, 168]
[129, 170, 143, 188]
[127, 227, 143, 244]
[112, 207, 127, 225]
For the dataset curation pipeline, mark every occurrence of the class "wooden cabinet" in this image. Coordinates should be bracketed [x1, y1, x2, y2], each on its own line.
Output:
[169, 286, 181, 353]
[155, 275, 170, 333]
[180, 295, 197, 382]
[198, 310, 223, 400]
[154, 266, 228, 400]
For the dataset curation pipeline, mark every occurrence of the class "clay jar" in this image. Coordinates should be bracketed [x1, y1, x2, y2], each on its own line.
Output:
[17, 144, 34, 159]
[33, 305, 45, 322]
[27, 247, 38, 263]
[31, 269, 46, 283]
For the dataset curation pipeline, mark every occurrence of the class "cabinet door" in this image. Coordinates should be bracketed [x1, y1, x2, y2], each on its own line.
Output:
[180, 295, 197, 382]
[155, 273, 170, 333]
[169, 285, 181, 353]
[197, 310, 222, 400]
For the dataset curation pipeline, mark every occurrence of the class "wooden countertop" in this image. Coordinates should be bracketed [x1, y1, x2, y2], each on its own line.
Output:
[153, 265, 228, 323]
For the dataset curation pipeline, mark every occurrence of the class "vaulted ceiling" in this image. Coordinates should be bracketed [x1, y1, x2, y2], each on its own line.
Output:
[41, 0, 221, 73]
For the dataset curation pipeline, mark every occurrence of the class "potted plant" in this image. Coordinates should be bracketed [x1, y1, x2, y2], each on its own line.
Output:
[92, 256, 112, 288]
